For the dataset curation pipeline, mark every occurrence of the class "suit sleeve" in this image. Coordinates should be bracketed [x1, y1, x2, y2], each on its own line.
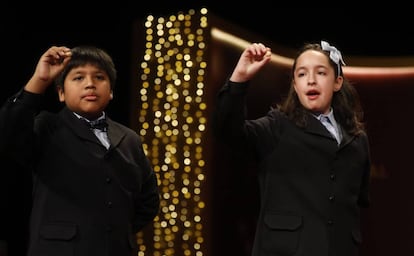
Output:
[0, 89, 43, 165]
[131, 145, 160, 232]
[133, 156, 160, 232]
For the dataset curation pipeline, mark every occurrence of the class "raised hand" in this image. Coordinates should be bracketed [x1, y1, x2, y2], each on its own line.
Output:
[25, 46, 72, 94]
[230, 43, 271, 83]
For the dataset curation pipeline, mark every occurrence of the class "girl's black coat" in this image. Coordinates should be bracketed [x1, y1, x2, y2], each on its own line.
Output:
[213, 81, 371, 256]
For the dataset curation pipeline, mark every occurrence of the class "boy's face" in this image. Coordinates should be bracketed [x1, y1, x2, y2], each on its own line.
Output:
[57, 64, 113, 120]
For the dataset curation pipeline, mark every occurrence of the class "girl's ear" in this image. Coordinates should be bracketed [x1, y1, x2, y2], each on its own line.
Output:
[292, 79, 298, 93]
[334, 76, 343, 92]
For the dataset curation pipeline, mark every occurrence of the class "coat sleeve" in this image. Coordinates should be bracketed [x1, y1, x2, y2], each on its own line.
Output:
[0, 89, 43, 165]
[212, 79, 282, 160]
[0, 89, 39, 255]
[132, 157, 160, 232]
[211, 80, 250, 144]
[129, 134, 160, 232]
[357, 133, 371, 208]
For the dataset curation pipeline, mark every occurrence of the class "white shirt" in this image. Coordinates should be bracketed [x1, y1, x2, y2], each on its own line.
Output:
[314, 108, 342, 145]
[73, 112, 110, 149]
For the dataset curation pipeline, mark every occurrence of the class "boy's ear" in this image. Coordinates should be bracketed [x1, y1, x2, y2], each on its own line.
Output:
[56, 85, 65, 102]
[110, 91, 113, 99]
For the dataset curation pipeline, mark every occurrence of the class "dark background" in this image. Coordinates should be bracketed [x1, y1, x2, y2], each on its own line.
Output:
[2, 4, 414, 123]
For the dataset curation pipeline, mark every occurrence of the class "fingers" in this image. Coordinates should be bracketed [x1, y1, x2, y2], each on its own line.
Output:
[248, 43, 271, 58]
[231, 43, 272, 82]
[44, 46, 72, 64]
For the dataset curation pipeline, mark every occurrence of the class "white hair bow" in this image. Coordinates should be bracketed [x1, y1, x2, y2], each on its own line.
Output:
[321, 41, 346, 66]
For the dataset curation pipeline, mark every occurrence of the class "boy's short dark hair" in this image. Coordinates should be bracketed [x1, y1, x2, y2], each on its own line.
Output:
[55, 46, 117, 89]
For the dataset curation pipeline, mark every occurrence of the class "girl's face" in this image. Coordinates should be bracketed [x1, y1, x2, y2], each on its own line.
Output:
[293, 50, 343, 115]
[57, 64, 113, 120]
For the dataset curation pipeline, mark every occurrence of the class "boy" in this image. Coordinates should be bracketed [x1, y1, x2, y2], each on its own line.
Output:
[0, 45, 160, 256]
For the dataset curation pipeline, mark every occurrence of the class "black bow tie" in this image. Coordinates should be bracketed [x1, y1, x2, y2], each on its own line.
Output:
[83, 119, 108, 132]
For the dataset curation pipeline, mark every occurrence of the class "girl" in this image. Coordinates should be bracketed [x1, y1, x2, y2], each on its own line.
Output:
[213, 41, 371, 256]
